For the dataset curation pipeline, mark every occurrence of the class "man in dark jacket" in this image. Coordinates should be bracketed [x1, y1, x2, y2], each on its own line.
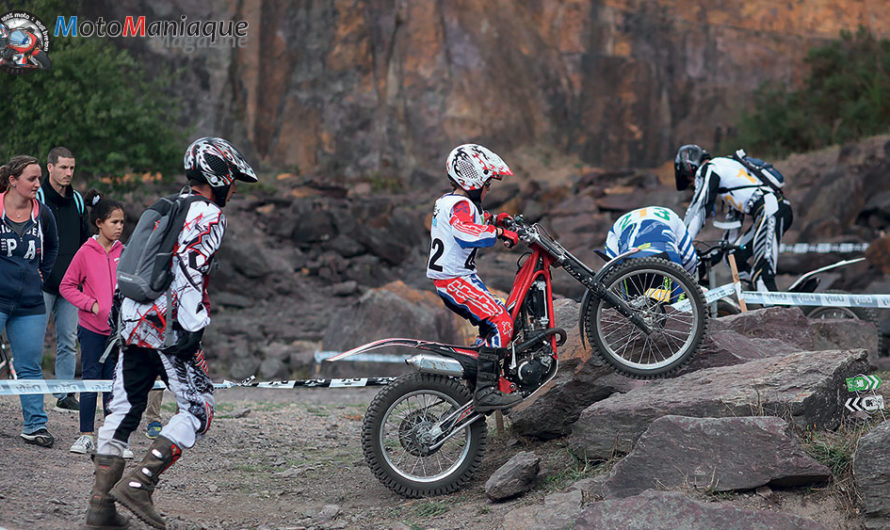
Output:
[38, 146, 89, 411]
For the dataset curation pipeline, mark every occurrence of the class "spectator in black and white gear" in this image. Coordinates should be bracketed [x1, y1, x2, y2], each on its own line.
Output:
[676, 144, 793, 292]
[84, 137, 258, 530]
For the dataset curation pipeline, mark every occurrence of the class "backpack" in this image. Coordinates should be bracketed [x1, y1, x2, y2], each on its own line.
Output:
[116, 191, 210, 303]
[36, 187, 85, 215]
[724, 149, 785, 197]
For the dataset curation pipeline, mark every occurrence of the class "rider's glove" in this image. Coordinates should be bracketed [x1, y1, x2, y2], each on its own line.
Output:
[162, 325, 204, 362]
[494, 213, 513, 228]
[497, 228, 519, 248]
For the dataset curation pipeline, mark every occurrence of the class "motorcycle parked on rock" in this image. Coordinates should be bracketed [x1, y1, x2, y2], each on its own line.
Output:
[329, 215, 708, 497]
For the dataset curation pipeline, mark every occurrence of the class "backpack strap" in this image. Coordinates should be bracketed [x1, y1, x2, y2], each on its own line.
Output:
[35, 187, 44, 204]
[72, 189, 84, 216]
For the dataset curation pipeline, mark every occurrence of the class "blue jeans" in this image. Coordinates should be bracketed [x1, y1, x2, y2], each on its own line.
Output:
[78, 326, 114, 433]
[43, 292, 78, 399]
[0, 311, 49, 434]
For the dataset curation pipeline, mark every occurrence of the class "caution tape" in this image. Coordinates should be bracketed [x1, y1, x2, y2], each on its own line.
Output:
[0, 376, 395, 396]
[740, 290, 890, 309]
[674, 283, 889, 311]
[780, 242, 869, 254]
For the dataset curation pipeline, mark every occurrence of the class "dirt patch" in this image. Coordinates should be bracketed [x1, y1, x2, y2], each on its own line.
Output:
[0, 385, 869, 529]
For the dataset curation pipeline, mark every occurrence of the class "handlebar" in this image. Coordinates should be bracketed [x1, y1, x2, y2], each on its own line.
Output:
[695, 240, 743, 261]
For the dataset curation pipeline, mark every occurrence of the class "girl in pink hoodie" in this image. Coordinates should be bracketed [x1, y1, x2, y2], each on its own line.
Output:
[60, 191, 125, 455]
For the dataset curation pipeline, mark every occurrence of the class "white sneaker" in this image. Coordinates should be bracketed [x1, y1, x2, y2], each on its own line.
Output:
[69, 434, 95, 454]
[122, 448, 134, 459]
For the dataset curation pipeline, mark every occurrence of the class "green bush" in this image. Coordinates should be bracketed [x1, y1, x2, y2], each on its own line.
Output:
[730, 26, 890, 158]
[0, 0, 187, 185]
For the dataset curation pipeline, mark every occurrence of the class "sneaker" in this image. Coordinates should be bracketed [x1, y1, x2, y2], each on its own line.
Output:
[69, 434, 95, 454]
[54, 394, 79, 412]
[123, 448, 134, 459]
[145, 422, 162, 439]
[21, 428, 54, 448]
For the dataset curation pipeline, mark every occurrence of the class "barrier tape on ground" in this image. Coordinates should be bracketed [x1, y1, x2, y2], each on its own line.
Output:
[740, 290, 890, 308]
[0, 376, 395, 396]
[674, 283, 889, 311]
[313, 351, 410, 364]
[780, 242, 869, 254]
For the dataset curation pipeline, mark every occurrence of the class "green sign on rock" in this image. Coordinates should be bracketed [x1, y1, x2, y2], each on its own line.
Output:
[846, 375, 882, 392]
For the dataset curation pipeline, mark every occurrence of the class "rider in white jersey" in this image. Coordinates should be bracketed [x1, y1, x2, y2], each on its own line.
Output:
[428, 144, 521, 413]
[676, 144, 793, 292]
[606, 206, 698, 275]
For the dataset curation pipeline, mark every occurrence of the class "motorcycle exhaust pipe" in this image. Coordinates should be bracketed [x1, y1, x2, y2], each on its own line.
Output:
[406, 354, 465, 377]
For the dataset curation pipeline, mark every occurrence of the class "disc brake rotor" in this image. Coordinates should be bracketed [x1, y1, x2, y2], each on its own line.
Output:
[398, 409, 440, 457]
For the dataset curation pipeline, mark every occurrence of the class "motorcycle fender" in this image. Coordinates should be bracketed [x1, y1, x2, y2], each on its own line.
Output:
[325, 338, 424, 362]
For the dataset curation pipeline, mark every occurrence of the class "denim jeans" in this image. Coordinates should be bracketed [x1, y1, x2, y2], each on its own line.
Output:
[78, 326, 114, 433]
[0, 311, 49, 434]
[43, 291, 78, 399]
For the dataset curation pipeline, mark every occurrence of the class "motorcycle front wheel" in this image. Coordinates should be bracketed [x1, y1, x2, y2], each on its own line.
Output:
[584, 257, 708, 378]
[362, 373, 487, 497]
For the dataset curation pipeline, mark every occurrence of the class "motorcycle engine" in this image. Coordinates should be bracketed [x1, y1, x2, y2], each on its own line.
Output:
[517, 357, 550, 387]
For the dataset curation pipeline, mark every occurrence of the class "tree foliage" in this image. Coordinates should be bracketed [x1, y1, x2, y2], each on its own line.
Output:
[731, 26, 890, 158]
[0, 0, 186, 184]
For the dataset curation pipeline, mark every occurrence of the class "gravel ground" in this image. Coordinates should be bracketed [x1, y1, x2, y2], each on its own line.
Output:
[0, 386, 569, 530]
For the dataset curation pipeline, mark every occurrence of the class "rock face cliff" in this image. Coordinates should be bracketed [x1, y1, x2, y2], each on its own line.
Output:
[94, 0, 889, 180]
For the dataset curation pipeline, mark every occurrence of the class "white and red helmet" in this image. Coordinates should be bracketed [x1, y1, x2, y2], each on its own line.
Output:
[446, 144, 513, 192]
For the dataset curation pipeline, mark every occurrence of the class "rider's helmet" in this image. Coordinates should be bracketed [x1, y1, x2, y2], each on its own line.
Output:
[184, 137, 257, 207]
[674, 144, 710, 191]
[446, 144, 512, 202]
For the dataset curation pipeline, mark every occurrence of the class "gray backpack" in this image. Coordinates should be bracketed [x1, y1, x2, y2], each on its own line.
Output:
[116, 191, 209, 303]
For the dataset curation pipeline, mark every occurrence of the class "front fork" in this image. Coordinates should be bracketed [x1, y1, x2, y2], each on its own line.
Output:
[564, 257, 653, 338]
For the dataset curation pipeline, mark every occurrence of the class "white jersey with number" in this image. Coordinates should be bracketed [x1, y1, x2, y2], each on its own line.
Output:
[426, 194, 497, 280]
[684, 156, 772, 240]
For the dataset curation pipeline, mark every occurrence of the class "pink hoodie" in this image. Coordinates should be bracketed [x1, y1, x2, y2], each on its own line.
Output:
[60, 237, 124, 335]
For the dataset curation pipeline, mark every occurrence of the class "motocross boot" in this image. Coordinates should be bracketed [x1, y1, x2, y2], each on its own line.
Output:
[474, 347, 522, 413]
[84, 454, 130, 530]
[110, 436, 181, 529]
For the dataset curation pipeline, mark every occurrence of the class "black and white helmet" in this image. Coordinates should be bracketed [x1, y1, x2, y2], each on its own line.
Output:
[184, 137, 257, 206]
[674, 144, 710, 191]
[446, 144, 512, 192]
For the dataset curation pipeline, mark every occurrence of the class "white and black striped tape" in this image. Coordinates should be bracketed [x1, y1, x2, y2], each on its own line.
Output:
[0, 377, 394, 396]
[676, 283, 889, 311]
[780, 242, 869, 254]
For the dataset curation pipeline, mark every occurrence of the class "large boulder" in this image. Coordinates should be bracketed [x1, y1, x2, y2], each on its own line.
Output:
[510, 298, 647, 439]
[853, 419, 890, 528]
[601, 416, 830, 498]
[575, 490, 826, 530]
[569, 349, 870, 460]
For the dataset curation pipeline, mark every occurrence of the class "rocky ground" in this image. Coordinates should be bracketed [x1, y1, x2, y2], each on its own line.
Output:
[0, 382, 879, 530]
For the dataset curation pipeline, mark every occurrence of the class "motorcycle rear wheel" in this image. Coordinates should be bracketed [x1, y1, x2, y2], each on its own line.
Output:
[362, 373, 487, 497]
[584, 257, 708, 378]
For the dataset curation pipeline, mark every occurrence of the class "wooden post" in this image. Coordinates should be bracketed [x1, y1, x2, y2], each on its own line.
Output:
[727, 253, 748, 312]
[495, 410, 505, 437]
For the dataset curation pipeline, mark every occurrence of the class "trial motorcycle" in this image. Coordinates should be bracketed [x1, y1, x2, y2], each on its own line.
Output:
[329, 215, 708, 497]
